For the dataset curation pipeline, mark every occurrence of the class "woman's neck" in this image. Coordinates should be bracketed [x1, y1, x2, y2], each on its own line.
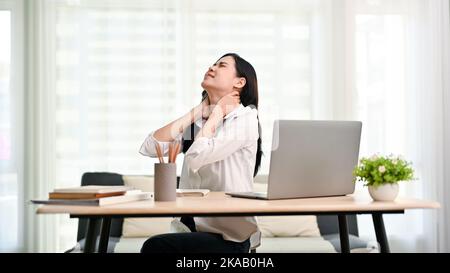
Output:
[206, 93, 221, 106]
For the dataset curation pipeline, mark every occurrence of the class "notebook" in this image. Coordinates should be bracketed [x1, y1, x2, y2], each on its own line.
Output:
[176, 189, 210, 197]
[52, 185, 134, 194]
[31, 191, 152, 206]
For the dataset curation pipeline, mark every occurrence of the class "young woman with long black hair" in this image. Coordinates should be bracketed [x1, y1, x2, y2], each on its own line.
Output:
[139, 53, 262, 253]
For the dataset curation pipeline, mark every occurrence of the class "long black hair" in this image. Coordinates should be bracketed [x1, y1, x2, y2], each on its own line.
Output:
[182, 53, 263, 177]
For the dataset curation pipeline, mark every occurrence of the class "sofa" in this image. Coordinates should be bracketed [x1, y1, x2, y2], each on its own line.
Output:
[67, 172, 378, 253]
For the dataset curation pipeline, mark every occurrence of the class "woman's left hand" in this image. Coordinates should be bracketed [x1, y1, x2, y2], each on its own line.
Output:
[216, 91, 240, 117]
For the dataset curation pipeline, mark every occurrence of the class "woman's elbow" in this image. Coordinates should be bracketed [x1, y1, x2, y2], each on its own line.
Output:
[139, 143, 158, 158]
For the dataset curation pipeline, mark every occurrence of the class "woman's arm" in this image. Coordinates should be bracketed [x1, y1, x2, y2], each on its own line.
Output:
[139, 97, 209, 158]
[154, 98, 208, 142]
[195, 91, 240, 139]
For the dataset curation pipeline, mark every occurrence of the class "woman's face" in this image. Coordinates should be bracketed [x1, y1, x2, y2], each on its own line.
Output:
[201, 56, 245, 96]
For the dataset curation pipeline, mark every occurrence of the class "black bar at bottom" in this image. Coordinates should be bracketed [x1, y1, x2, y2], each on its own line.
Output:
[372, 213, 390, 253]
[338, 215, 350, 253]
[98, 217, 112, 253]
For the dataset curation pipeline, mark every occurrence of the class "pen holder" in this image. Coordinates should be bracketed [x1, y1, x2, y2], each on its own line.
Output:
[154, 163, 177, 201]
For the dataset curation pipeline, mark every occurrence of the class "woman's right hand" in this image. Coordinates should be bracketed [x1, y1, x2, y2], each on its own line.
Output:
[154, 94, 207, 142]
[200, 95, 211, 119]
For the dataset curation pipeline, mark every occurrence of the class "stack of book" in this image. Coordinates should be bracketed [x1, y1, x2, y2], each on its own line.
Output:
[31, 185, 153, 206]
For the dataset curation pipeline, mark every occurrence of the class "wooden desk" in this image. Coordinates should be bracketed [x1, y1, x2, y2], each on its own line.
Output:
[36, 192, 440, 253]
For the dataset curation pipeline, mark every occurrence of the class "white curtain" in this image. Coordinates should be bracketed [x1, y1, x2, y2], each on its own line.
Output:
[22, 0, 450, 252]
[407, 0, 450, 252]
[343, 0, 450, 253]
[0, 6, 15, 252]
[0, 0, 24, 252]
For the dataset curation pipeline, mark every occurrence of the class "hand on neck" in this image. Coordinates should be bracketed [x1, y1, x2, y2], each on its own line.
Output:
[206, 90, 240, 106]
[206, 93, 221, 106]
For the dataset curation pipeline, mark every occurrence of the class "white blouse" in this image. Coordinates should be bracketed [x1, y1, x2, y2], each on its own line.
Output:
[139, 104, 261, 247]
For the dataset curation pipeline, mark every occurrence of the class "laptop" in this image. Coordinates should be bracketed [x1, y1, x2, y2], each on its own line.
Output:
[226, 120, 362, 200]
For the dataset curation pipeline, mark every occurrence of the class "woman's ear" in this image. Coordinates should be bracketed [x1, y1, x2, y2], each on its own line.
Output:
[234, 77, 246, 89]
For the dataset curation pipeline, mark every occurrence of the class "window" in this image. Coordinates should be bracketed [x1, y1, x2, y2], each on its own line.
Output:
[0, 9, 16, 252]
[0, 0, 23, 251]
[356, 14, 407, 158]
[354, 11, 425, 245]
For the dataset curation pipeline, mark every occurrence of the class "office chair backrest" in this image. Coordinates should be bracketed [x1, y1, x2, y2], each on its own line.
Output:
[316, 215, 359, 237]
[76, 172, 125, 242]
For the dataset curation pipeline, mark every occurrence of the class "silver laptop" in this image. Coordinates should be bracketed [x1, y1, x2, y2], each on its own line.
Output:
[226, 120, 362, 200]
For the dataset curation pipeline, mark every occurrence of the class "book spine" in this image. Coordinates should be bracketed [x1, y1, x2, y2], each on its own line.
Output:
[49, 192, 125, 199]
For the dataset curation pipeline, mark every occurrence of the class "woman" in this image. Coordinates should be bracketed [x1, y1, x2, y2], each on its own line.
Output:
[139, 53, 262, 253]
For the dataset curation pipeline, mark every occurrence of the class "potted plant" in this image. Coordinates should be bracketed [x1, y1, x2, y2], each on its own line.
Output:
[353, 154, 415, 201]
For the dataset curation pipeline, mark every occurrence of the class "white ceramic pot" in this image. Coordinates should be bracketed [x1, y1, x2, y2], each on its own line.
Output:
[368, 183, 399, 201]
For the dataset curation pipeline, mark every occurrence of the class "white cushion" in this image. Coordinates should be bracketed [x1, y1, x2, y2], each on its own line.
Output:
[123, 175, 154, 192]
[114, 237, 149, 253]
[253, 181, 321, 238]
[122, 175, 172, 238]
[257, 215, 321, 238]
[257, 237, 337, 253]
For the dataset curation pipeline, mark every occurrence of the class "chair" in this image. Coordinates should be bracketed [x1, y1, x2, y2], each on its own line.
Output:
[316, 215, 371, 252]
[66, 172, 125, 253]
[66, 172, 180, 253]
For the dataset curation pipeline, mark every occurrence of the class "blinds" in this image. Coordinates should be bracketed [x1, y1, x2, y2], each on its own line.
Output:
[55, 4, 178, 186]
[54, 3, 181, 249]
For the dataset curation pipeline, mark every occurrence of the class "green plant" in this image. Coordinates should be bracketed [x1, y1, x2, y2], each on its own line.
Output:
[353, 154, 415, 187]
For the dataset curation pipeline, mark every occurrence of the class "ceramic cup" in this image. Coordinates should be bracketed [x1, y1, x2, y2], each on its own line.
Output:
[154, 163, 177, 201]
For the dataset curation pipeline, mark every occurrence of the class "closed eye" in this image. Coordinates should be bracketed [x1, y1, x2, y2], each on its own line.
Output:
[215, 61, 228, 67]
